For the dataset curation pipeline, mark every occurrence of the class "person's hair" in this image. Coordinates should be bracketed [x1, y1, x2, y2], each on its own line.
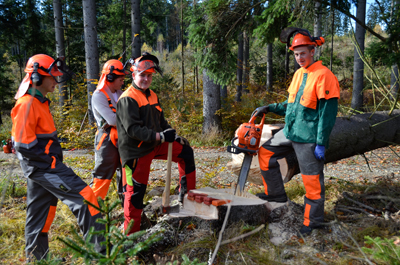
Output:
[307, 45, 315, 52]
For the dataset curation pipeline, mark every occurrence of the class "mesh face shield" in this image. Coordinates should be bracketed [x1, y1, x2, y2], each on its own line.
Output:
[46, 58, 75, 83]
[124, 53, 163, 76]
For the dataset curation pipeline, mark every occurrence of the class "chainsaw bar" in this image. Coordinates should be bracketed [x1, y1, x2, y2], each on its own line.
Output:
[235, 154, 253, 195]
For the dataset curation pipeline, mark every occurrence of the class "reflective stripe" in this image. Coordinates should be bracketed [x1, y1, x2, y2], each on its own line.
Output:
[45, 140, 53, 154]
[51, 156, 56, 169]
[41, 205, 57, 233]
[303, 203, 311, 226]
[96, 133, 107, 150]
[302, 174, 321, 200]
[13, 138, 38, 149]
[79, 186, 100, 216]
[99, 88, 116, 113]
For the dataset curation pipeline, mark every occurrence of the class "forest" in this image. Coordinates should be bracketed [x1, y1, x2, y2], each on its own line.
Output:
[0, 0, 400, 264]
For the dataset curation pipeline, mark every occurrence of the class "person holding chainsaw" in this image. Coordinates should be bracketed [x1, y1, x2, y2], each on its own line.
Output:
[254, 28, 340, 236]
[11, 54, 106, 261]
[90, 59, 127, 204]
[116, 52, 196, 234]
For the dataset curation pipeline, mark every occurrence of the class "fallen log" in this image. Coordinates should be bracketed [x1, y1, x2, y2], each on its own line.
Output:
[227, 110, 400, 185]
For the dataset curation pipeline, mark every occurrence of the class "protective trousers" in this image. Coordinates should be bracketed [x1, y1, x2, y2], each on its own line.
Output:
[25, 161, 105, 261]
[123, 141, 196, 234]
[91, 126, 124, 202]
[258, 130, 325, 228]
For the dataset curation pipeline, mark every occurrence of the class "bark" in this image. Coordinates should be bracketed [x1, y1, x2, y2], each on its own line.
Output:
[202, 69, 222, 134]
[131, 0, 141, 58]
[326, 110, 400, 163]
[236, 32, 244, 102]
[243, 31, 250, 93]
[82, 0, 99, 125]
[122, 0, 127, 63]
[352, 0, 366, 111]
[53, 0, 67, 109]
[220, 85, 227, 110]
[314, 1, 322, 60]
[181, 0, 184, 95]
[266, 43, 273, 91]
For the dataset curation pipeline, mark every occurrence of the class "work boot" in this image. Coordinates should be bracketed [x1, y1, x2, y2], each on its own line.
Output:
[256, 193, 288, 202]
[178, 175, 187, 203]
[298, 225, 313, 236]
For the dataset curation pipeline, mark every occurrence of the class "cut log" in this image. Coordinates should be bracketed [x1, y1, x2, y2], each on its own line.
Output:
[227, 110, 400, 185]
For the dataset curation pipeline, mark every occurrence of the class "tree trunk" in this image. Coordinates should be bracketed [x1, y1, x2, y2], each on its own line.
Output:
[391, 64, 399, 100]
[131, 0, 141, 58]
[314, 1, 322, 60]
[266, 43, 273, 91]
[220, 85, 227, 110]
[181, 0, 184, 95]
[243, 31, 250, 93]
[352, 0, 366, 111]
[82, 0, 99, 125]
[122, 0, 127, 63]
[53, 0, 67, 110]
[330, 0, 334, 71]
[202, 69, 222, 134]
[236, 32, 243, 102]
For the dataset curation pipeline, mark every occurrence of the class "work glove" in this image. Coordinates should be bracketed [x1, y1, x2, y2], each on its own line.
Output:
[175, 135, 190, 146]
[314, 144, 325, 161]
[253, 106, 269, 118]
[160, 128, 176, 143]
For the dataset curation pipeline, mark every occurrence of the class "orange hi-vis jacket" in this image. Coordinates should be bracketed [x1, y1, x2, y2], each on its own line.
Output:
[11, 94, 63, 177]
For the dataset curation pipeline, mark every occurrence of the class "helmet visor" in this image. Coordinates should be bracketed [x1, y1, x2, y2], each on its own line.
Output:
[47, 58, 75, 83]
[279, 27, 311, 45]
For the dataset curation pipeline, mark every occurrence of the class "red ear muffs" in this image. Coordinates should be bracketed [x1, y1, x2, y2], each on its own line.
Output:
[314, 37, 325, 46]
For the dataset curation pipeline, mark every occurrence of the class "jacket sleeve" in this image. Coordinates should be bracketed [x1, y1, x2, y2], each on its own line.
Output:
[117, 96, 157, 142]
[12, 101, 53, 168]
[92, 91, 117, 126]
[316, 98, 338, 147]
[268, 99, 288, 116]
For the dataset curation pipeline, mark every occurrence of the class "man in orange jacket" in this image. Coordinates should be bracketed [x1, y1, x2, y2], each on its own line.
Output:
[254, 28, 340, 236]
[90, 59, 128, 204]
[117, 53, 196, 234]
[12, 54, 105, 261]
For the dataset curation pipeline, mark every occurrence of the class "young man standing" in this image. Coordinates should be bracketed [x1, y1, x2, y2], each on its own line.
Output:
[116, 53, 196, 234]
[91, 59, 127, 203]
[11, 54, 105, 261]
[254, 29, 340, 235]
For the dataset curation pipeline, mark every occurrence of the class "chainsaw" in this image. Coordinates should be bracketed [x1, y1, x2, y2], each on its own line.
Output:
[227, 112, 265, 195]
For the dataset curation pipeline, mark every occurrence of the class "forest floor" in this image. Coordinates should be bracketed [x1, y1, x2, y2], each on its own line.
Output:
[0, 145, 400, 264]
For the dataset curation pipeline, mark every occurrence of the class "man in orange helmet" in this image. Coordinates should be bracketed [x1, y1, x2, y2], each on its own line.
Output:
[116, 52, 196, 234]
[11, 54, 105, 261]
[254, 28, 340, 236]
[90, 59, 128, 204]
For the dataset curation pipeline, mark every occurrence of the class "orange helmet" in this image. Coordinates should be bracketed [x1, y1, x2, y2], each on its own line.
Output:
[15, 54, 73, 99]
[279, 27, 325, 51]
[126, 52, 163, 75]
[290, 33, 325, 51]
[97, 59, 128, 90]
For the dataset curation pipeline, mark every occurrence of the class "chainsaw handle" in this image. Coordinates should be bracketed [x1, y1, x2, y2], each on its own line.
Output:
[249, 113, 265, 129]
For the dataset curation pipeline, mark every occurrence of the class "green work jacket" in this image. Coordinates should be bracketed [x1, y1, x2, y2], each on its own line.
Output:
[268, 61, 340, 147]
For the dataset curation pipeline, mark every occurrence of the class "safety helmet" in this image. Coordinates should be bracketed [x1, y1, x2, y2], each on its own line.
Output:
[97, 59, 128, 90]
[15, 54, 74, 99]
[125, 52, 163, 75]
[279, 27, 325, 51]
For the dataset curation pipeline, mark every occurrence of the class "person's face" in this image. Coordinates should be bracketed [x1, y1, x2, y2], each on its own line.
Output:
[38, 76, 57, 96]
[133, 71, 153, 90]
[293, 46, 315, 68]
[108, 75, 125, 93]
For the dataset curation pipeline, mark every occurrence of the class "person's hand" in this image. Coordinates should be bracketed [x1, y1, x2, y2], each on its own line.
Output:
[254, 106, 269, 117]
[175, 135, 190, 146]
[314, 145, 325, 161]
[160, 128, 176, 143]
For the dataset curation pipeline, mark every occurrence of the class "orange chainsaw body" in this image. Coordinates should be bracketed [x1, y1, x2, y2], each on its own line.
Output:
[235, 114, 265, 155]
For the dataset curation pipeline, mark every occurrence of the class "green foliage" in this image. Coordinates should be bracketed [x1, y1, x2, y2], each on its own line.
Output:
[166, 254, 207, 265]
[362, 236, 400, 265]
[0, 114, 12, 144]
[57, 197, 162, 265]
